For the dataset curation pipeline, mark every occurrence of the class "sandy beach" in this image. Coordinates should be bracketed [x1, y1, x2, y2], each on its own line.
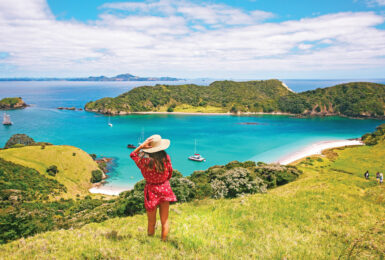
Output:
[130, 111, 294, 116]
[277, 139, 364, 165]
[89, 185, 131, 196]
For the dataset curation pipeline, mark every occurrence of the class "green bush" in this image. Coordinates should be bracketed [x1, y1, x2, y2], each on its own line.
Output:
[362, 124, 385, 146]
[210, 168, 267, 199]
[4, 134, 35, 149]
[90, 170, 103, 183]
[46, 165, 59, 177]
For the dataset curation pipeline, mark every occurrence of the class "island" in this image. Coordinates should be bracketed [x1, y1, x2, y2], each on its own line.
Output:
[0, 97, 27, 110]
[85, 80, 385, 119]
[0, 73, 180, 82]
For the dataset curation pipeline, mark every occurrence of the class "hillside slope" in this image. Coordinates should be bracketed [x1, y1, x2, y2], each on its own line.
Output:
[85, 80, 385, 118]
[85, 79, 292, 114]
[1, 142, 383, 259]
[0, 145, 99, 198]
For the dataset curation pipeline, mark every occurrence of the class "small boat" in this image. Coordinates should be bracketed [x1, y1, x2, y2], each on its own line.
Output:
[3, 112, 12, 125]
[188, 153, 206, 162]
[127, 144, 136, 149]
[188, 139, 206, 162]
[108, 116, 113, 127]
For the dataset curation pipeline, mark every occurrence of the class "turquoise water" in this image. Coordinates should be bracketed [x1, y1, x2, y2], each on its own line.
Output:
[1, 81, 384, 188]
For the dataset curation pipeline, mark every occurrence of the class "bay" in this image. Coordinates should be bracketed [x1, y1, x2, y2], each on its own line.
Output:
[0, 80, 384, 189]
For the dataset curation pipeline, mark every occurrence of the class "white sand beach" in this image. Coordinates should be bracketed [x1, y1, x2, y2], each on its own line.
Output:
[89, 186, 131, 196]
[277, 139, 364, 165]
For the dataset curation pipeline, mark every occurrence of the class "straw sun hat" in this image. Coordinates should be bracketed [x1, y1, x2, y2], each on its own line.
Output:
[142, 134, 170, 153]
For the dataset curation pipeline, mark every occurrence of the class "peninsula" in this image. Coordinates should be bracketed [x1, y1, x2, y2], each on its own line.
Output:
[85, 80, 385, 118]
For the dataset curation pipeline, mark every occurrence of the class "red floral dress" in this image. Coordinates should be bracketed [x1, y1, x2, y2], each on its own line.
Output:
[130, 151, 177, 211]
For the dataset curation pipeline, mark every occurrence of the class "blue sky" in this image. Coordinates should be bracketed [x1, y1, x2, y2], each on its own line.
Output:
[0, 0, 385, 78]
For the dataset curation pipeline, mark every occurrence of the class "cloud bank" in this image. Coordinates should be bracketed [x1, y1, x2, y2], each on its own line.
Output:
[0, 0, 385, 78]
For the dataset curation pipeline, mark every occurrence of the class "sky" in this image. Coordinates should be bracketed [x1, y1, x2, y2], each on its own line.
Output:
[0, 0, 385, 79]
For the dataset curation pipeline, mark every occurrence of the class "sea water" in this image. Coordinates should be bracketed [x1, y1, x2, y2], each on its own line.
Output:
[0, 80, 384, 188]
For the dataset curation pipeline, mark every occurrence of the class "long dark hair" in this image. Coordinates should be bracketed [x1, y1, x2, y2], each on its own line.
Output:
[144, 150, 168, 172]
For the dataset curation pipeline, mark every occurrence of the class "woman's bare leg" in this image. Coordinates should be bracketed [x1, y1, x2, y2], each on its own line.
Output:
[146, 208, 157, 236]
[159, 201, 170, 241]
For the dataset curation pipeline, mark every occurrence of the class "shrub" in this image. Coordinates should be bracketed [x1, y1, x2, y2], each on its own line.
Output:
[90, 170, 103, 183]
[46, 165, 59, 176]
[170, 177, 195, 202]
[4, 134, 35, 149]
[211, 168, 267, 199]
[253, 164, 302, 188]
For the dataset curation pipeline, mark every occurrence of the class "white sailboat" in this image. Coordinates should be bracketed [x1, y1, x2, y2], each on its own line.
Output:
[188, 139, 206, 162]
[2, 112, 12, 125]
[108, 116, 113, 127]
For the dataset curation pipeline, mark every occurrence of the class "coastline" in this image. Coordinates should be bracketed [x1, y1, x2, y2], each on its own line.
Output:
[88, 138, 365, 196]
[85, 109, 385, 120]
[276, 139, 364, 165]
[89, 185, 131, 196]
[86, 109, 295, 116]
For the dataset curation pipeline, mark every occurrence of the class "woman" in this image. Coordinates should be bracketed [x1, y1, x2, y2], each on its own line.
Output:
[130, 134, 177, 241]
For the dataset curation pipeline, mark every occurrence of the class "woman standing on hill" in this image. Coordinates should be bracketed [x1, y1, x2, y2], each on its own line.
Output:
[130, 135, 177, 241]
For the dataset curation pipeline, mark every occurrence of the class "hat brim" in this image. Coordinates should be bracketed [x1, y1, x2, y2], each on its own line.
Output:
[142, 139, 170, 153]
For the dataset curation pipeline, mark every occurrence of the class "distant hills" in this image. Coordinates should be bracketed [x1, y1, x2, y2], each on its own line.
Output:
[85, 80, 385, 118]
[0, 73, 180, 82]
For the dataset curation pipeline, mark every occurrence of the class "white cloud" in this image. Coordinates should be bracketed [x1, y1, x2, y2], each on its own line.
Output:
[0, 0, 384, 78]
[367, 0, 385, 6]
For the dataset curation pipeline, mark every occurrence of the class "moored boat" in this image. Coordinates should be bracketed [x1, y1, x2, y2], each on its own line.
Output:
[188, 153, 206, 162]
[127, 144, 136, 149]
[2, 112, 12, 125]
[188, 139, 206, 162]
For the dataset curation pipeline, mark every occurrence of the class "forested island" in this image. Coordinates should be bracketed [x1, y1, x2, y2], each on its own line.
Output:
[0, 97, 27, 110]
[85, 80, 385, 118]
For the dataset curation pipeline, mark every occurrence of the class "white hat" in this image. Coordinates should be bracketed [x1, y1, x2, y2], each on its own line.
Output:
[142, 134, 170, 153]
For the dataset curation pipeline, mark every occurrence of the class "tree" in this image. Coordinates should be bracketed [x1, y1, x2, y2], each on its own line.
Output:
[46, 165, 59, 177]
[90, 170, 103, 183]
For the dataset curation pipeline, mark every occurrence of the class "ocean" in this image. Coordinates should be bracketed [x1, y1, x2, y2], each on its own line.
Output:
[1, 79, 384, 189]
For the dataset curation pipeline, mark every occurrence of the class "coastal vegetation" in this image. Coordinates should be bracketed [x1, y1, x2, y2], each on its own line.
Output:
[1, 132, 384, 258]
[361, 123, 385, 145]
[85, 80, 385, 118]
[0, 97, 27, 110]
[85, 80, 292, 114]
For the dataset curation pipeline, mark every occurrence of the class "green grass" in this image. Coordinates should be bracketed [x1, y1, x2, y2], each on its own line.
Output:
[0, 145, 99, 198]
[0, 143, 384, 259]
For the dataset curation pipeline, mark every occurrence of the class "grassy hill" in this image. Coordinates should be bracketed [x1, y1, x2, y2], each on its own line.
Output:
[85, 80, 385, 118]
[0, 145, 99, 198]
[1, 141, 383, 258]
